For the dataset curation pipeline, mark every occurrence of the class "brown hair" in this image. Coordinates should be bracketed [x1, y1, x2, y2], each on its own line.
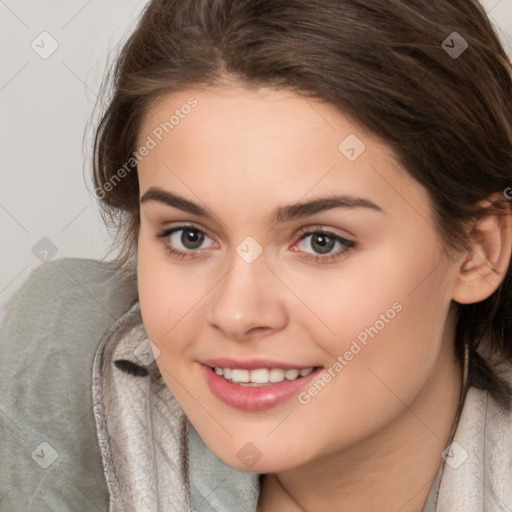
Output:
[92, 0, 512, 408]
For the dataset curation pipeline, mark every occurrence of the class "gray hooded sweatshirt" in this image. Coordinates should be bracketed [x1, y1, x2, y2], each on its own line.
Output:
[1, 258, 511, 511]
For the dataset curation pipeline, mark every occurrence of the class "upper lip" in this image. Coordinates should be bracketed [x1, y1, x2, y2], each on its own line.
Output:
[200, 358, 321, 370]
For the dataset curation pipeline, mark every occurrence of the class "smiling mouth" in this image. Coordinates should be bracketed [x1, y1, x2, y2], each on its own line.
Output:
[211, 366, 318, 386]
[201, 363, 324, 411]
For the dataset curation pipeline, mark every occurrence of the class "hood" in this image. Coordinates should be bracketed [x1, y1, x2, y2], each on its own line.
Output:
[91, 301, 260, 512]
[92, 301, 512, 511]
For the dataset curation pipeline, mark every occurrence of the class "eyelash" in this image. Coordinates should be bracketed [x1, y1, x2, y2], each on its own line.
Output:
[295, 227, 356, 263]
[154, 224, 212, 260]
[153, 224, 356, 263]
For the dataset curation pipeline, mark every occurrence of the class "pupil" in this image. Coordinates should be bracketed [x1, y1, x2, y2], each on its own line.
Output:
[312, 234, 334, 254]
[182, 229, 204, 249]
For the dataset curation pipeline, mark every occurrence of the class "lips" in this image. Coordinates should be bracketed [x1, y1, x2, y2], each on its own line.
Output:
[200, 359, 323, 411]
[201, 357, 318, 371]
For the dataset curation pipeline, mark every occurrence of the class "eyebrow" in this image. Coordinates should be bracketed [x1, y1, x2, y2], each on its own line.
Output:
[140, 187, 385, 224]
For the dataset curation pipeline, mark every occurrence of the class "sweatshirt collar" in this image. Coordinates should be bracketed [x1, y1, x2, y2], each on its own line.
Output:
[92, 301, 260, 512]
[92, 301, 512, 511]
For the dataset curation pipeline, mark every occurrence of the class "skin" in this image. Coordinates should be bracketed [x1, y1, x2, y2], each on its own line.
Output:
[135, 83, 508, 511]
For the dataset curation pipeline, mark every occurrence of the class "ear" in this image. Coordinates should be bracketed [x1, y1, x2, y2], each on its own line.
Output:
[452, 194, 512, 305]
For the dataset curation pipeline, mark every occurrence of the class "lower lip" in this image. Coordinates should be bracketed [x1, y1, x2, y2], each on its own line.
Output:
[200, 364, 323, 411]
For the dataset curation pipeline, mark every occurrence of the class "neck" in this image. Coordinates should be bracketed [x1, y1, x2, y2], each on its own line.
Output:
[257, 342, 464, 512]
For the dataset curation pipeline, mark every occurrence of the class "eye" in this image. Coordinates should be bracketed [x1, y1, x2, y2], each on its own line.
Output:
[292, 228, 356, 262]
[154, 225, 217, 259]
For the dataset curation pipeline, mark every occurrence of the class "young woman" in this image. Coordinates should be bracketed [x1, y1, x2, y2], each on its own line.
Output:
[2, 0, 511, 511]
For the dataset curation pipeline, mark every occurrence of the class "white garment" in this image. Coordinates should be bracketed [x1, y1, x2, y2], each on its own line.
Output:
[92, 301, 512, 511]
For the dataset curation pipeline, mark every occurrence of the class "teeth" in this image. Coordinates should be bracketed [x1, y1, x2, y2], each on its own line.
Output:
[285, 369, 299, 380]
[250, 368, 270, 383]
[231, 369, 249, 383]
[213, 366, 316, 385]
[269, 368, 285, 383]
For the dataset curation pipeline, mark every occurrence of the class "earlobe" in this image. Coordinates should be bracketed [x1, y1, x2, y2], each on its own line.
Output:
[452, 197, 512, 305]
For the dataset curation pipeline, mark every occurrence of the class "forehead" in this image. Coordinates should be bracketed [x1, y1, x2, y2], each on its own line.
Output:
[138, 83, 368, 152]
[136, 84, 431, 223]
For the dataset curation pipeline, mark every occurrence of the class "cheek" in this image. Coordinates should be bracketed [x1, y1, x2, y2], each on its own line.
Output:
[137, 230, 216, 398]
[290, 240, 452, 407]
[283, 240, 445, 341]
[137, 233, 191, 353]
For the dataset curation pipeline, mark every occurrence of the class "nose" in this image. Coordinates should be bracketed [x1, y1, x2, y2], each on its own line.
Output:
[207, 251, 289, 341]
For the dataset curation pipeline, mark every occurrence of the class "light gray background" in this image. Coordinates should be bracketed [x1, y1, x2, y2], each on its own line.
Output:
[1, 0, 512, 320]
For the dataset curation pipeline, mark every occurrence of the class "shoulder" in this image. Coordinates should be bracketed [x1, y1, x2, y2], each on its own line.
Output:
[1, 256, 139, 402]
[1, 257, 138, 367]
[0, 257, 138, 510]
[3, 257, 137, 324]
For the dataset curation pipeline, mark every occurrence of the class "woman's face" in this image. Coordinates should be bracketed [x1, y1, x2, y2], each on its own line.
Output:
[136, 84, 463, 473]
